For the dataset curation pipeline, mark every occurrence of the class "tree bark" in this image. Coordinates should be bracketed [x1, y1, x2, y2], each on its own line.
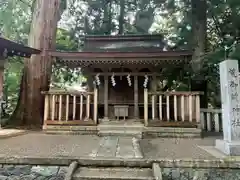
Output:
[118, 0, 125, 34]
[191, 0, 208, 108]
[9, 0, 63, 128]
[191, 0, 207, 72]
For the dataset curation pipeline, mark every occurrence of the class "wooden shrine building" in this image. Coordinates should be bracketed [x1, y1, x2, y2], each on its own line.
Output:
[43, 34, 202, 131]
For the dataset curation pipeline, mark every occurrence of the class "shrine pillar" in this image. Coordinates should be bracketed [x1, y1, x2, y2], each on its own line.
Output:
[134, 75, 139, 119]
[151, 74, 157, 120]
[104, 75, 109, 120]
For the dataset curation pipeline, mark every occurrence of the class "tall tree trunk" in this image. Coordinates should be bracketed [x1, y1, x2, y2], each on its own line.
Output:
[191, 0, 208, 108]
[9, 0, 63, 128]
[191, 0, 207, 72]
[118, 0, 125, 34]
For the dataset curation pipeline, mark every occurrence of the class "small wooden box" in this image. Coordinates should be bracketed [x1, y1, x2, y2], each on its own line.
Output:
[114, 105, 129, 120]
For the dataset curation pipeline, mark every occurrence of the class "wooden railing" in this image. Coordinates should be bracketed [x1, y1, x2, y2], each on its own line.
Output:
[200, 108, 222, 132]
[144, 89, 201, 126]
[42, 89, 98, 126]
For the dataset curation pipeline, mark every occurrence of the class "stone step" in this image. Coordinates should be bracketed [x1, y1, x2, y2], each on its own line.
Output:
[72, 167, 154, 180]
[98, 130, 142, 138]
[143, 127, 201, 138]
[98, 125, 144, 132]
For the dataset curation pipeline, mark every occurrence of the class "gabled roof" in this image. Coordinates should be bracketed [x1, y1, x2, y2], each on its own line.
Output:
[51, 34, 192, 67]
[83, 34, 166, 52]
[0, 37, 41, 58]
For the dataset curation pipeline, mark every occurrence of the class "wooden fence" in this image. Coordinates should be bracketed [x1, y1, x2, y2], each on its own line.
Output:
[42, 89, 98, 126]
[200, 108, 222, 132]
[41, 88, 223, 132]
[144, 89, 201, 126]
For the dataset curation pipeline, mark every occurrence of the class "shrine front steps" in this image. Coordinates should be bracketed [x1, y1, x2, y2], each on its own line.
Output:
[72, 167, 154, 180]
[44, 123, 201, 138]
[98, 130, 143, 138]
[97, 122, 201, 138]
[97, 121, 144, 138]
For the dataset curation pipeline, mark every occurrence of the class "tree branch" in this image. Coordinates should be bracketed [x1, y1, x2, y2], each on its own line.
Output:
[208, 7, 224, 44]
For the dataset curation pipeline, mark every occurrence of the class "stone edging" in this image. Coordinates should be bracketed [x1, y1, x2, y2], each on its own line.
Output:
[64, 161, 78, 180]
[0, 129, 27, 139]
[0, 156, 240, 169]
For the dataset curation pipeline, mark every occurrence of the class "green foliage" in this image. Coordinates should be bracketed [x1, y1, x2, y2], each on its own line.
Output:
[3, 58, 24, 115]
[0, 0, 32, 116]
[56, 28, 78, 51]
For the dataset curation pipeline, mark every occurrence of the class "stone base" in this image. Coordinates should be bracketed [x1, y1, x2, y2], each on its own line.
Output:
[215, 139, 240, 155]
[101, 117, 110, 122]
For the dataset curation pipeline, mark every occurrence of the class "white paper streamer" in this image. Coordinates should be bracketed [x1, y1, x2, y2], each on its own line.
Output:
[143, 75, 148, 88]
[95, 73, 100, 86]
[111, 73, 116, 87]
[127, 74, 132, 86]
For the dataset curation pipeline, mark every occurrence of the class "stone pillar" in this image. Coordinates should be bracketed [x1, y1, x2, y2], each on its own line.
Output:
[134, 75, 139, 119]
[104, 75, 109, 120]
[215, 59, 240, 155]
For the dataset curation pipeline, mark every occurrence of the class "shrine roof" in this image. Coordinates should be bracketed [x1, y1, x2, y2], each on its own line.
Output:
[82, 34, 166, 52]
[50, 50, 192, 67]
[51, 34, 192, 67]
[50, 50, 192, 58]
[0, 37, 41, 58]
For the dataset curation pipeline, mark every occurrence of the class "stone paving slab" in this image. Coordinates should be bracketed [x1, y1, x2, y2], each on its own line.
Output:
[140, 137, 217, 159]
[97, 137, 119, 157]
[198, 146, 227, 159]
[89, 136, 142, 159]
[0, 132, 100, 157]
[116, 137, 135, 158]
